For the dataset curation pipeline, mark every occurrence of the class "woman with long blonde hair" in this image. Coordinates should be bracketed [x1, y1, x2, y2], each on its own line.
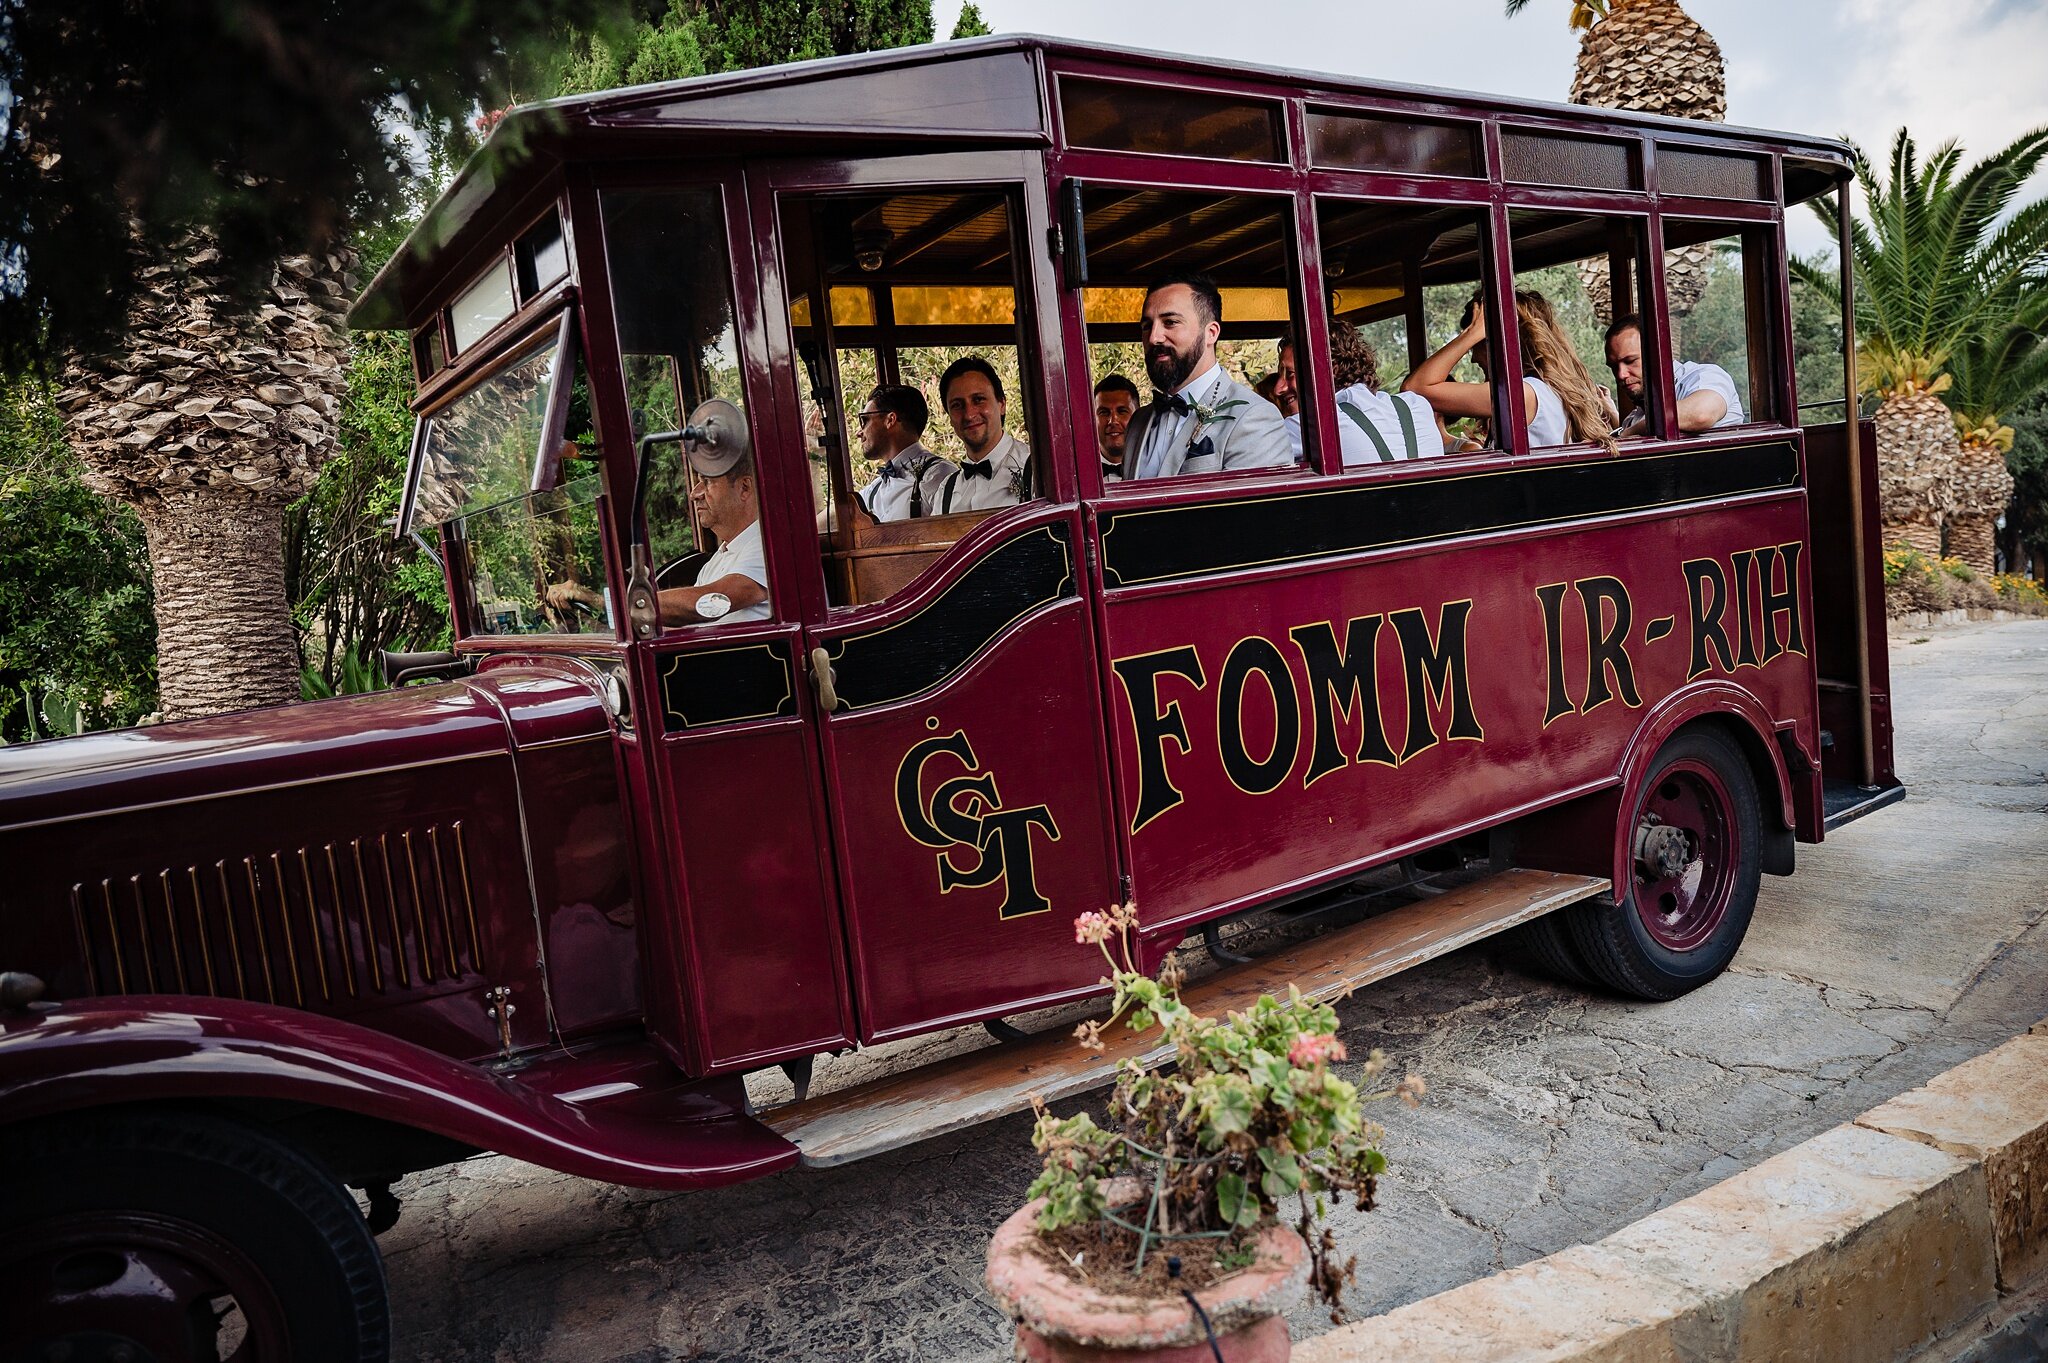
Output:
[1404, 289, 1617, 454]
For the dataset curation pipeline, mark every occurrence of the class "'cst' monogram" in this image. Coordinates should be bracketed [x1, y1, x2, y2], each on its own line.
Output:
[894, 728, 1060, 919]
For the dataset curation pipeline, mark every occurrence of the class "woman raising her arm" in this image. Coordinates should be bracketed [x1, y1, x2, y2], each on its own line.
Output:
[1403, 290, 1616, 454]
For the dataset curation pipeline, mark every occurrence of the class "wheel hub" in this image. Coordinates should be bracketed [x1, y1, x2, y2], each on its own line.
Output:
[1631, 760, 1740, 954]
[1633, 820, 1693, 881]
[4, 1213, 278, 1363]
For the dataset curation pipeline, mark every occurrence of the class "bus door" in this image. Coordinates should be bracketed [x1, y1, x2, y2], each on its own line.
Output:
[752, 155, 1124, 1042]
[593, 175, 854, 1074]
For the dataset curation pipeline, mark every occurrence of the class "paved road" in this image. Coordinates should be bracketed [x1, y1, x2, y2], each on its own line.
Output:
[384, 619, 2048, 1362]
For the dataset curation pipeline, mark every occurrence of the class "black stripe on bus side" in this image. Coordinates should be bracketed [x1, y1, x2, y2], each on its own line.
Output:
[827, 522, 1075, 712]
[660, 643, 797, 731]
[1099, 441, 1800, 588]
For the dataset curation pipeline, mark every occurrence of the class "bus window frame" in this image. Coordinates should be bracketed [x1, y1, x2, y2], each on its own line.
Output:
[1654, 211, 1790, 439]
[750, 149, 1072, 622]
[1500, 199, 1660, 460]
[1052, 149, 1323, 493]
[1306, 187, 1508, 475]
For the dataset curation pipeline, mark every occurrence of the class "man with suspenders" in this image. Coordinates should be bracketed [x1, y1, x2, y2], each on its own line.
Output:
[1276, 321, 1446, 465]
[934, 355, 1031, 514]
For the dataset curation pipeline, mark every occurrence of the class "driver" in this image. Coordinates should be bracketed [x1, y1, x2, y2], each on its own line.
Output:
[659, 441, 770, 625]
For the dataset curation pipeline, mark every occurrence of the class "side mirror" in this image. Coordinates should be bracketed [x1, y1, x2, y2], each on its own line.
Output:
[624, 399, 750, 641]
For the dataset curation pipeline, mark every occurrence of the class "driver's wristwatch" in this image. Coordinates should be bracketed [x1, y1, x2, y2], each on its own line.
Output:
[696, 592, 732, 620]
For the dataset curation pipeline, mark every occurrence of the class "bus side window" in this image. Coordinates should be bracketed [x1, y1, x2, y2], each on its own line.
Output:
[1504, 209, 1653, 452]
[1076, 186, 1314, 483]
[1660, 222, 1773, 433]
[781, 189, 1044, 608]
[1315, 198, 1493, 464]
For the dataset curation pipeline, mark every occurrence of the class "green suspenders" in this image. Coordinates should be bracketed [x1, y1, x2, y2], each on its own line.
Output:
[1338, 394, 1420, 462]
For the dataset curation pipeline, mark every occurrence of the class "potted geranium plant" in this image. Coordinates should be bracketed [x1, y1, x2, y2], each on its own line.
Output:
[985, 904, 1421, 1362]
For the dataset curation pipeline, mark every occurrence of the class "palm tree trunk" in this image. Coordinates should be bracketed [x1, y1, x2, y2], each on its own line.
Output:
[136, 486, 303, 717]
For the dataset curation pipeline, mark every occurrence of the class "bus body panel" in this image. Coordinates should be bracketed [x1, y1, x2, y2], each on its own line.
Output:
[810, 529, 1123, 1040]
[1099, 454, 1816, 934]
[0, 661, 635, 1061]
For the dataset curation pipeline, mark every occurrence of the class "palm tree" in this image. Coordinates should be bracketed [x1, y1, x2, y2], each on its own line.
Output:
[1943, 299, 2048, 573]
[55, 236, 354, 718]
[1505, 0, 1727, 318]
[1794, 127, 2048, 559]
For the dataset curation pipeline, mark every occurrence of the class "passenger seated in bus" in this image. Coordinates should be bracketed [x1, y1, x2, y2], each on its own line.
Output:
[1404, 291, 1617, 453]
[934, 356, 1030, 513]
[1275, 321, 1445, 465]
[1603, 313, 1746, 437]
[659, 442, 770, 624]
[1094, 373, 1139, 483]
[1122, 272, 1294, 479]
[853, 383, 954, 521]
[1255, 370, 1289, 416]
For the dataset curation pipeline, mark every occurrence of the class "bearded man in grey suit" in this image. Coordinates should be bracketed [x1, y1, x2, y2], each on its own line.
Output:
[1122, 272, 1295, 480]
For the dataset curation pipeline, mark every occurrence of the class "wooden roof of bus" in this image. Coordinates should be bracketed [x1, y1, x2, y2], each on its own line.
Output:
[352, 34, 1854, 331]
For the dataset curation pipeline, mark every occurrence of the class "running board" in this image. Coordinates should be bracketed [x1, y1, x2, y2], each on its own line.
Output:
[762, 868, 1607, 1168]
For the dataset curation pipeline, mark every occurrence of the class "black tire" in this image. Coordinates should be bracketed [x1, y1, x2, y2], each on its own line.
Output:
[0, 1106, 390, 1363]
[1565, 727, 1764, 1001]
[1510, 912, 1602, 988]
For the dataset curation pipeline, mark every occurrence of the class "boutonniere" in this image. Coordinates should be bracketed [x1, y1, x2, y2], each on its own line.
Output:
[1007, 461, 1032, 501]
[1186, 397, 1246, 454]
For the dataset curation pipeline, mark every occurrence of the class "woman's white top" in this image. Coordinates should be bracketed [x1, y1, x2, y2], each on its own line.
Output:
[1525, 375, 1569, 447]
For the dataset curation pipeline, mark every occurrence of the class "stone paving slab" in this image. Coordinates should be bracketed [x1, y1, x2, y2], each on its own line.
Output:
[1299, 1028, 2048, 1363]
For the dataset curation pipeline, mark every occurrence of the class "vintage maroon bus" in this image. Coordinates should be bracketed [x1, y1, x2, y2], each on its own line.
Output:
[0, 35, 1898, 1360]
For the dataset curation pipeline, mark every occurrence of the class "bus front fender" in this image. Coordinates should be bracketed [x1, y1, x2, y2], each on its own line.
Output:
[0, 996, 798, 1191]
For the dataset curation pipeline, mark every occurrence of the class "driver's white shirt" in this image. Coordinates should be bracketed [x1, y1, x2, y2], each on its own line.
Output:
[697, 518, 770, 623]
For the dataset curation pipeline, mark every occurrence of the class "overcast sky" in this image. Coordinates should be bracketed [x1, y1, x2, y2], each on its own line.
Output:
[948, 0, 2048, 256]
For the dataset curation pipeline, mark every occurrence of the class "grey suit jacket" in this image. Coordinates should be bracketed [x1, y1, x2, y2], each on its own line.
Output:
[1122, 371, 1296, 479]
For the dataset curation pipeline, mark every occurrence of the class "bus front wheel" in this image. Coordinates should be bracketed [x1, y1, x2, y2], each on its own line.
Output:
[1567, 727, 1764, 1001]
[0, 1106, 390, 1363]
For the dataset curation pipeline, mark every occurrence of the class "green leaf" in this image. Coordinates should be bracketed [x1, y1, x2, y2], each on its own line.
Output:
[1258, 1147, 1302, 1197]
[1217, 1171, 1258, 1228]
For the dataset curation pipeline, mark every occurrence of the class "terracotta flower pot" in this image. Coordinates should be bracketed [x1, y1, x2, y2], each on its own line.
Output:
[985, 1180, 1309, 1362]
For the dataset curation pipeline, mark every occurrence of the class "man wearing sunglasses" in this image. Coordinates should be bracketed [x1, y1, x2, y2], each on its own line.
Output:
[854, 383, 954, 521]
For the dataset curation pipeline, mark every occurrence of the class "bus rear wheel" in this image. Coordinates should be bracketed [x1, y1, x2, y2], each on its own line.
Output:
[0, 1107, 390, 1363]
[1567, 727, 1763, 1001]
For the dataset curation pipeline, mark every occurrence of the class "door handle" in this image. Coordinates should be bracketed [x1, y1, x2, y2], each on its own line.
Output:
[808, 647, 839, 713]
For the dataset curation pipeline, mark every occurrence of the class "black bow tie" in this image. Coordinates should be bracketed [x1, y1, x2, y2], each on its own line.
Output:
[1152, 391, 1191, 415]
[1102, 461, 1123, 479]
[959, 459, 993, 480]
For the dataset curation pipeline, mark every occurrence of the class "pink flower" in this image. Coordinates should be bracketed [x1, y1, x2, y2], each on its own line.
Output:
[1074, 911, 1114, 945]
[1288, 1032, 1347, 1068]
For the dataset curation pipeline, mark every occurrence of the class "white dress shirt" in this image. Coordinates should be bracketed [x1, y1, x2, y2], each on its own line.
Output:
[696, 518, 770, 623]
[1624, 360, 1746, 431]
[936, 431, 1031, 513]
[1285, 384, 1446, 465]
[857, 443, 956, 521]
[1130, 365, 1228, 482]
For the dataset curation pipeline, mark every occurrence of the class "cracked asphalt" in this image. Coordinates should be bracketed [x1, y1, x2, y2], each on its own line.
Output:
[382, 618, 2048, 1362]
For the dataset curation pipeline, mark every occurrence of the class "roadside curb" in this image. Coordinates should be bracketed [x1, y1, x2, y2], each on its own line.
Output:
[1296, 1028, 2048, 1363]
[1889, 608, 2043, 628]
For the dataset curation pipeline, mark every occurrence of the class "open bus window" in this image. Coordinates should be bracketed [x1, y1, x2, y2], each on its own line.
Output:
[1661, 222, 1774, 432]
[1076, 187, 1308, 482]
[1314, 199, 1491, 463]
[1500, 209, 1649, 452]
[1790, 189, 1850, 428]
[781, 187, 1042, 608]
[600, 186, 766, 627]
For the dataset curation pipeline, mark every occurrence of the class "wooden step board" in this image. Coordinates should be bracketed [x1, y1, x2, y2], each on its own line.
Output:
[763, 868, 1607, 1167]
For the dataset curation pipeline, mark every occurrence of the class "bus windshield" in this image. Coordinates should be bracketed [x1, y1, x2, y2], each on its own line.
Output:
[411, 323, 567, 529]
